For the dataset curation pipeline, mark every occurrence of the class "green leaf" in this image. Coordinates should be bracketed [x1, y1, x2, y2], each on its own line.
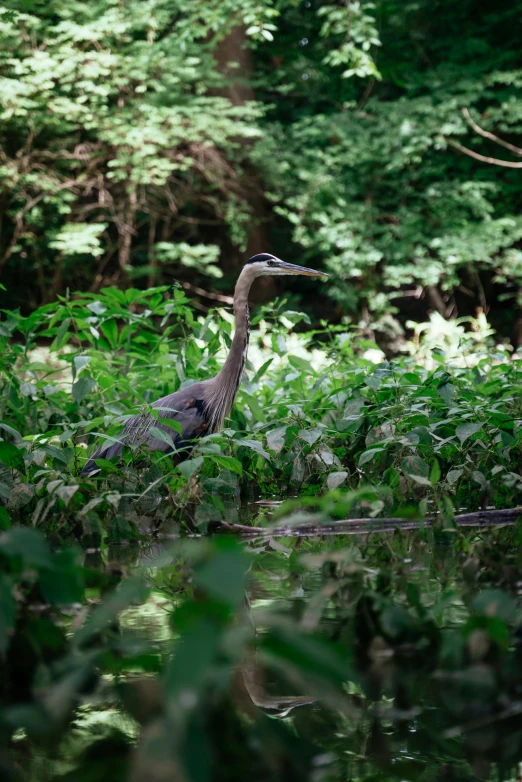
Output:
[39, 550, 84, 604]
[365, 375, 381, 391]
[149, 426, 176, 450]
[401, 455, 429, 478]
[359, 447, 386, 466]
[193, 546, 250, 606]
[262, 628, 350, 685]
[73, 355, 92, 378]
[53, 317, 71, 350]
[7, 483, 34, 509]
[72, 376, 96, 403]
[55, 484, 79, 506]
[0, 442, 25, 474]
[0, 422, 22, 442]
[165, 618, 222, 699]
[101, 318, 118, 348]
[156, 417, 183, 436]
[429, 459, 441, 484]
[0, 527, 52, 567]
[455, 422, 482, 444]
[446, 468, 463, 484]
[178, 456, 203, 480]
[471, 589, 517, 624]
[288, 355, 314, 374]
[437, 383, 454, 405]
[252, 358, 274, 383]
[0, 507, 10, 530]
[266, 426, 288, 453]
[298, 427, 323, 446]
[327, 471, 348, 490]
[409, 474, 432, 486]
[236, 439, 270, 461]
[208, 454, 243, 476]
[342, 397, 366, 420]
[93, 457, 120, 473]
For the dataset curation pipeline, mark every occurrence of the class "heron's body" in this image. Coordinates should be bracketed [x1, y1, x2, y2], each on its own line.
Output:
[81, 254, 327, 477]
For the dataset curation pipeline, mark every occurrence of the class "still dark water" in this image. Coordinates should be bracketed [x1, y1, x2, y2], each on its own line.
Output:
[76, 514, 522, 782]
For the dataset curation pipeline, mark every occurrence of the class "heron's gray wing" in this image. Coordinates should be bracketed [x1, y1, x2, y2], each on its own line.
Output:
[81, 383, 209, 477]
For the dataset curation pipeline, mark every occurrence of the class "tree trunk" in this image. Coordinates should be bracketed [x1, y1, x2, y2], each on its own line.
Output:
[118, 187, 137, 288]
[214, 27, 274, 300]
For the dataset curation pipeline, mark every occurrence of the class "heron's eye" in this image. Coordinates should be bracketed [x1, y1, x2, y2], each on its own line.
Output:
[267, 259, 275, 267]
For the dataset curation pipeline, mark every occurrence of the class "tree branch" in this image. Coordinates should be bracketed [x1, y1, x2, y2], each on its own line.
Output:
[444, 137, 522, 168]
[462, 107, 522, 157]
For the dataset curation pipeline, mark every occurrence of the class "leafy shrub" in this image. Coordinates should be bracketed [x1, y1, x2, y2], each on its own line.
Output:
[1, 289, 522, 539]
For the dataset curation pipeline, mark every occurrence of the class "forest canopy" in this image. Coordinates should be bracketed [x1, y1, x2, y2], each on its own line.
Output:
[1, 0, 522, 346]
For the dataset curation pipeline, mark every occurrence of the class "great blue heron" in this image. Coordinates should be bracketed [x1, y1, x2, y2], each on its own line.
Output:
[81, 253, 328, 477]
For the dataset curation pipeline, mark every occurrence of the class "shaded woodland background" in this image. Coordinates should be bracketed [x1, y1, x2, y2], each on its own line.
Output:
[1, 0, 522, 350]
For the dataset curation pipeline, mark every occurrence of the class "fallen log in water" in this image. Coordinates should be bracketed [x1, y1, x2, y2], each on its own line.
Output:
[213, 507, 522, 538]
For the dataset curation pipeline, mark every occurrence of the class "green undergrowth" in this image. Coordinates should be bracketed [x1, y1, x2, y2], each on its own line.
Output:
[3, 288, 522, 780]
[1, 286, 522, 539]
[3, 516, 522, 780]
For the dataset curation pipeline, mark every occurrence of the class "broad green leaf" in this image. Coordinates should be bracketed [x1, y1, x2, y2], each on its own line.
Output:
[359, 447, 386, 467]
[409, 474, 432, 486]
[7, 483, 34, 509]
[288, 355, 314, 374]
[0, 423, 22, 442]
[0, 442, 25, 474]
[101, 318, 118, 348]
[72, 376, 96, 402]
[365, 375, 381, 391]
[236, 439, 270, 460]
[165, 618, 222, 698]
[299, 427, 323, 446]
[178, 456, 204, 480]
[73, 355, 92, 377]
[437, 383, 454, 405]
[471, 589, 517, 624]
[0, 527, 52, 567]
[455, 422, 482, 444]
[53, 317, 71, 350]
[252, 358, 274, 383]
[208, 454, 242, 476]
[266, 426, 288, 453]
[39, 550, 84, 604]
[193, 547, 250, 606]
[149, 426, 176, 450]
[93, 457, 120, 473]
[342, 397, 366, 420]
[327, 470, 348, 490]
[446, 468, 463, 484]
[55, 484, 79, 506]
[429, 459, 441, 484]
[156, 417, 183, 436]
[401, 455, 429, 478]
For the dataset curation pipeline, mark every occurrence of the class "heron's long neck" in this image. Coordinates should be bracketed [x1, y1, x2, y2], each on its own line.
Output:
[207, 267, 256, 431]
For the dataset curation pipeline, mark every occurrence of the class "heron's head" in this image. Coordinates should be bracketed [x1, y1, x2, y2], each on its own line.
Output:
[246, 253, 329, 278]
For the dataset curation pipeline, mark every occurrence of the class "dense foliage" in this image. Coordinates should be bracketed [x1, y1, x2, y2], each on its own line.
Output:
[3, 1, 522, 779]
[2, 0, 522, 346]
[1, 291, 522, 780]
[4, 513, 522, 781]
[1, 289, 521, 537]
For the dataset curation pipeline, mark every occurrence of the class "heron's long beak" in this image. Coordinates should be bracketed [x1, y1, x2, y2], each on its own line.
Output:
[279, 261, 329, 277]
